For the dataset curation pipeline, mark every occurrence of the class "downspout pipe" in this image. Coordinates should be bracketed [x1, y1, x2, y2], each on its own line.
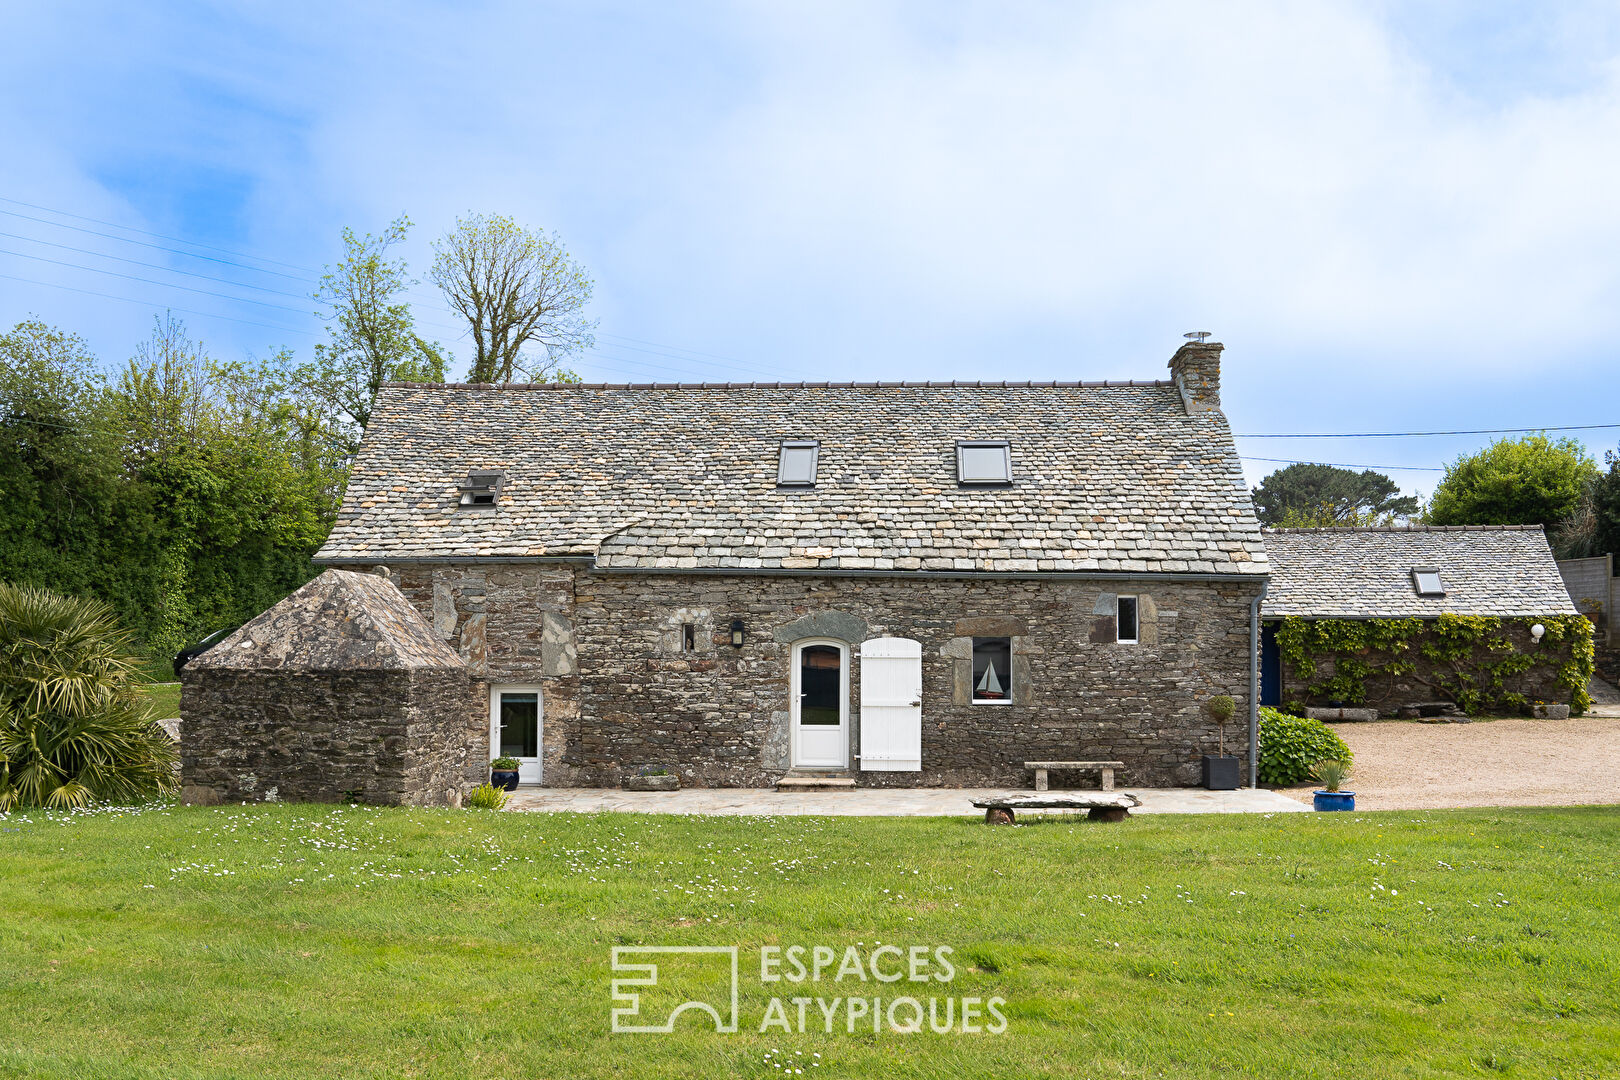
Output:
[1249, 582, 1268, 788]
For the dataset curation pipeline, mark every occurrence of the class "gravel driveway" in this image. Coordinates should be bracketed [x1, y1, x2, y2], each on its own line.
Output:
[1278, 716, 1620, 811]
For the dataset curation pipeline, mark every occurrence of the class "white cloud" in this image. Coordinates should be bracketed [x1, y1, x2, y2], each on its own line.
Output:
[4, 0, 1620, 496]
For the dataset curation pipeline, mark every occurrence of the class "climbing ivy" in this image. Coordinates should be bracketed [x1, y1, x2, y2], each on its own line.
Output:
[1276, 614, 1594, 717]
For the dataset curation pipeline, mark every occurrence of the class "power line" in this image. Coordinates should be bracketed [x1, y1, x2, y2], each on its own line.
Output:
[0, 247, 319, 316]
[0, 208, 316, 285]
[1236, 424, 1620, 438]
[0, 231, 315, 301]
[0, 195, 319, 274]
[2, 195, 826, 379]
[1241, 455, 1444, 472]
[6, 198, 1612, 417]
[0, 273, 318, 337]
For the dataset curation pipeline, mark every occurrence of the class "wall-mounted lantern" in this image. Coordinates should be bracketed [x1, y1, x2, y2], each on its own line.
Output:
[1530, 623, 1546, 643]
[729, 619, 745, 648]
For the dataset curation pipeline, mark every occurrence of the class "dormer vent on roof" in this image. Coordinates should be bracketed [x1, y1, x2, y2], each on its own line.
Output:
[956, 440, 1012, 485]
[458, 471, 505, 507]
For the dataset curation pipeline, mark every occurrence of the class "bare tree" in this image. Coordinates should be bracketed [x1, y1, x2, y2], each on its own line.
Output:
[429, 213, 593, 384]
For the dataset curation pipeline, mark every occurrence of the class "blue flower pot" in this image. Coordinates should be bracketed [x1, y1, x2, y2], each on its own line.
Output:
[491, 769, 520, 792]
[1313, 790, 1355, 812]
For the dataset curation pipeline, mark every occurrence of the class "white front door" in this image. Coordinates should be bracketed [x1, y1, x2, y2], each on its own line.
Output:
[490, 686, 543, 784]
[791, 640, 849, 768]
[858, 637, 922, 771]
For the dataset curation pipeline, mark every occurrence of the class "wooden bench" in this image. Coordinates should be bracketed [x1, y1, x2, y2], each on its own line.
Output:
[971, 793, 1140, 825]
[1023, 760, 1124, 792]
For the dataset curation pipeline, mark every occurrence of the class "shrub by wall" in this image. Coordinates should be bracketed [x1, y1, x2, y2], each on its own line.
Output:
[1258, 707, 1353, 786]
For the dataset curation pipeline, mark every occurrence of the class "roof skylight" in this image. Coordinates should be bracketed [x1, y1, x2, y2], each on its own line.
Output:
[1411, 567, 1445, 597]
[957, 440, 1012, 485]
[777, 441, 819, 487]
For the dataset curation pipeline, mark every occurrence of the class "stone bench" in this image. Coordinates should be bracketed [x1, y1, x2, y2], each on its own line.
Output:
[972, 792, 1141, 825]
[1023, 760, 1124, 792]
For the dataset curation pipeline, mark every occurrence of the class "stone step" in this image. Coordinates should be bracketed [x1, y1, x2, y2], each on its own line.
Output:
[776, 775, 857, 791]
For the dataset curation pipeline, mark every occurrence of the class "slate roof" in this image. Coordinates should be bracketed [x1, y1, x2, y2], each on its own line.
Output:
[188, 569, 465, 670]
[1261, 526, 1577, 618]
[315, 380, 1266, 575]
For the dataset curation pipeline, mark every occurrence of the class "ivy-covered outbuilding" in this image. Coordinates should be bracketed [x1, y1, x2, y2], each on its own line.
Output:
[1261, 526, 1593, 717]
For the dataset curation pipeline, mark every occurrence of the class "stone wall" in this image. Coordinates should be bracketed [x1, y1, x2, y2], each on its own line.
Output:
[1556, 554, 1612, 648]
[383, 563, 581, 788]
[181, 668, 477, 806]
[370, 563, 1263, 788]
[1277, 619, 1579, 717]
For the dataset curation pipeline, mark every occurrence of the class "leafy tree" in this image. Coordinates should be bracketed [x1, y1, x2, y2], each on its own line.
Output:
[0, 319, 133, 621]
[1597, 447, 1620, 556]
[1, 316, 346, 663]
[430, 213, 592, 383]
[1251, 463, 1419, 527]
[0, 582, 177, 809]
[1553, 443, 1620, 558]
[297, 216, 448, 450]
[1427, 434, 1597, 527]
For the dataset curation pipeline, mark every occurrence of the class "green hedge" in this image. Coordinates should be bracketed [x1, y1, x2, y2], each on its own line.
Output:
[1258, 707, 1353, 786]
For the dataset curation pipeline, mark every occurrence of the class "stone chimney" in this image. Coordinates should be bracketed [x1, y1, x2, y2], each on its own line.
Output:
[1168, 341, 1223, 414]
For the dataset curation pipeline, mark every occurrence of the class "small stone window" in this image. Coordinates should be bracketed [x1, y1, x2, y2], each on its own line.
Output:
[458, 471, 504, 507]
[1116, 596, 1139, 644]
[1411, 568, 1445, 597]
[681, 623, 696, 652]
[957, 441, 1012, 485]
[971, 637, 1012, 704]
[777, 441, 819, 487]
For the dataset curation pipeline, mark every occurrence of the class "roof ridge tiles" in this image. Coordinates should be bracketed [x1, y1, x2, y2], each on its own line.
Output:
[377, 379, 1176, 390]
[1261, 524, 1547, 534]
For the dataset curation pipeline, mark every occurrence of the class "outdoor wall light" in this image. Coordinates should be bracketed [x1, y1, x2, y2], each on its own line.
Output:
[1531, 623, 1546, 642]
[730, 619, 745, 648]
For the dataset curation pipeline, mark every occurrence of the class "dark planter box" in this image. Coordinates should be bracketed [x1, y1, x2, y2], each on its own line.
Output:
[490, 770, 519, 792]
[1202, 755, 1240, 790]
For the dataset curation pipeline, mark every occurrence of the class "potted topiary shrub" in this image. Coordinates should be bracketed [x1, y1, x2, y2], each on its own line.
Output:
[1202, 694, 1241, 790]
[624, 766, 680, 792]
[490, 756, 521, 791]
[1311, 759, 1354, 812]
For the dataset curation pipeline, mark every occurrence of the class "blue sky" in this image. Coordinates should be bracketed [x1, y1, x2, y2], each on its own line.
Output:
[3, 1, 1619, 496]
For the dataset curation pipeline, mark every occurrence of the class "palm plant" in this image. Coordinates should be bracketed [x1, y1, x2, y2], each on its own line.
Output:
[1311, 759, 1351, 793]
[0, 583, 177, 810]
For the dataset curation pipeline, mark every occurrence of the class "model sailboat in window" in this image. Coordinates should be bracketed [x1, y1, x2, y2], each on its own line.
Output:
[975, 659, 1006, 699]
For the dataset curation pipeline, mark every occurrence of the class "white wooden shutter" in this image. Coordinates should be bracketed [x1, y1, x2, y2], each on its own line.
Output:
[859, 637, 922, 771]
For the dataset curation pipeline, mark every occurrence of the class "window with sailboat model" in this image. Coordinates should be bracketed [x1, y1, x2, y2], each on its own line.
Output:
[971, 637, 1012, 704]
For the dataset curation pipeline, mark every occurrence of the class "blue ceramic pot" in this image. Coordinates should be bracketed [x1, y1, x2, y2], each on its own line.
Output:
[1313, 790, 1355, 811]
[491, 769, 520, 792]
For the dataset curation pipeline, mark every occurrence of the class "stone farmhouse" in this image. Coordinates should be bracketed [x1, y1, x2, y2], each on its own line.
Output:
[1261, 525, 1582, 716]
[181, 342, 1279, 804]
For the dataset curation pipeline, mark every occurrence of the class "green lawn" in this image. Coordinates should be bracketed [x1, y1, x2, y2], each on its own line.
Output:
[1, 804, 1617, 1079]
[135, 682, 181, 720]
